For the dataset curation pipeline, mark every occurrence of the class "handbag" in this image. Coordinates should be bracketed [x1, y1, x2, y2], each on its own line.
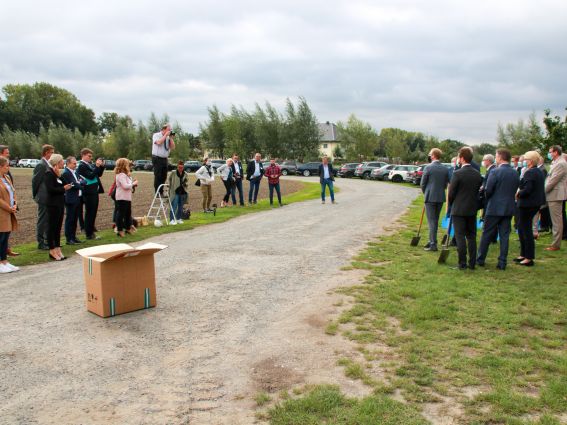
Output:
[195, 179, 201, 187]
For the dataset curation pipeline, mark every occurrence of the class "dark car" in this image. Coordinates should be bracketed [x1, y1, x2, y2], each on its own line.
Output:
[103, 160, 116, 171]
[211, 159, 225, 171]
[133, 159, 152, 171]
[410, 163, 453, 185]
[296, 162, 338, 177]
[184, 160, 201, 172]
[369, 164, 396, 181]
[337, 163, 360, 178]
[280, 160, 301, 176]
[144, 161, 175, 172]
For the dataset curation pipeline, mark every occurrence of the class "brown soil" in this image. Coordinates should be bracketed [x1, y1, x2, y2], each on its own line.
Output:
[9, 168, 303, 245]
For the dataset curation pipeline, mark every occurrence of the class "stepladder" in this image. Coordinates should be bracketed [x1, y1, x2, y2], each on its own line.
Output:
[146, 184, 176, 225]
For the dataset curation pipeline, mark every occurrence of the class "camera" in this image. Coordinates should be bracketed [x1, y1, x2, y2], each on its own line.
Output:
[169, 131, 176, 136]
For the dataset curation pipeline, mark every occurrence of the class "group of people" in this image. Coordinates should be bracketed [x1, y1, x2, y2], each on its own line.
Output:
[421, 145, 567, 270]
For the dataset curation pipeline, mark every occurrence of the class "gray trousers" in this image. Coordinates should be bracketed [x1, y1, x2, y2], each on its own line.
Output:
[36, 203, 48, 245]
[548, 200, 564, 249]
[425, 202, 444, 247]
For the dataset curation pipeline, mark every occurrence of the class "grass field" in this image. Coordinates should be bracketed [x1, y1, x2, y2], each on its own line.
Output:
[264, 198, 567, 425]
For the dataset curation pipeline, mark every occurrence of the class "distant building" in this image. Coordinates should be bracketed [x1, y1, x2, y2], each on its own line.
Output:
[319, 121, 341, 160]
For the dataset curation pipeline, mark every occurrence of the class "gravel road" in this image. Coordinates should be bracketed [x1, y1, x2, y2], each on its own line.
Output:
[0, 178, 418, 425]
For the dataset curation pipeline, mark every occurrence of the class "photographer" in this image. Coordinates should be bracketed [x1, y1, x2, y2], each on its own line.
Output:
[152, 123, 176, 194]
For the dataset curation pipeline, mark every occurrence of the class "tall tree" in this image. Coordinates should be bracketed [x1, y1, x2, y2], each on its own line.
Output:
[542, 108, 567, 150]
[336, 114, 379, 160]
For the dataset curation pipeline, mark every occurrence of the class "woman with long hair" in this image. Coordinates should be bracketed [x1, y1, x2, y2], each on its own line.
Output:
[45, 154, 72, 261]
[114, 158, 138, 237]
[217, 158, 234, 208]
[0, 156, 19, 273]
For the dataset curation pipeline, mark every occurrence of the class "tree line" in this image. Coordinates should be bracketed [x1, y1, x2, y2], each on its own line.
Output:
[1, 82, 565, 163]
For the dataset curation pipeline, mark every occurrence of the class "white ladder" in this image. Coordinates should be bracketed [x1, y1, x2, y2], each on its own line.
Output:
[146, 184, 176, 225]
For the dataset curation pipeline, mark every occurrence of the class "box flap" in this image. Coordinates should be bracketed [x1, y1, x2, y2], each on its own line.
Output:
[76, 243, 135, 260]
[135, 242, 168, 256]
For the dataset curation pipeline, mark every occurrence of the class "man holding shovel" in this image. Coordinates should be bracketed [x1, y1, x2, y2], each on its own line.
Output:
[421, 148, 450, 251]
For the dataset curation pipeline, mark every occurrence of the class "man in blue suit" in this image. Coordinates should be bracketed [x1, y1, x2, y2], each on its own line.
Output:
[61, 156, 85, 245]
[476, 148, 520, 270]
[421, 148, 449, 251]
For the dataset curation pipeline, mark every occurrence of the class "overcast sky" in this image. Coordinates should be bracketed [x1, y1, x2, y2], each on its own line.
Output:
[1, 0, 566, 143]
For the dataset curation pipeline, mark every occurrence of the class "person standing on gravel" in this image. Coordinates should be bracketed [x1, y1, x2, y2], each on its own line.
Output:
[31, 144, 54, 250]
[318, 156, 336, 204]
[196, 158, 215, 212]
[264, 158, 283, 207]
[246, 153, 264, 205]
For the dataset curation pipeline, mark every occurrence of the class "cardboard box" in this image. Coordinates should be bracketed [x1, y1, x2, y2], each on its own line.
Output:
[76, 242, 167, 318]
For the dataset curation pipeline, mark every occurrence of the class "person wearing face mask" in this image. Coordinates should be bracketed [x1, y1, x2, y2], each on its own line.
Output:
[479, 154, 496, 220]
[476, 149, 519, 270]
[195, 157, 215, 212]
[421, 148, 449, 251]
[544, 145, 567, 251]
[44, 154, 73, 261]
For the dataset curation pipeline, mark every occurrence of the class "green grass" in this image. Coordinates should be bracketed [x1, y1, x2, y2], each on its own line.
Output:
[9, 182, 321, 266]
[269, 197, 567, 424]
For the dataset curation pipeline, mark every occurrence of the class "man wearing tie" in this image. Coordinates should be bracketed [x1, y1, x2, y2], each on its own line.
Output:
[61, 156, 85, 245]
[77, 148, 104, 240]
[152, 123, 176, 194]
[246, 153, 264, 205]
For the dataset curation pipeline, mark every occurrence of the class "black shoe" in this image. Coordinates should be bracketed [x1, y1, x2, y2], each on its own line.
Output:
[469, 265, 476, 270]
[477, 260, 485, 267]
[38, 243, 50, 250]
[519, 260, 534, 267]
[73, 239, 83, 244]
[513, 257, 525, 263]
[424, 242, 431, 249]
[424, 245, 437, 252]
[86, 235, 101, 240]
[67, 240, 77, 245]
[496, 264, 506, 270]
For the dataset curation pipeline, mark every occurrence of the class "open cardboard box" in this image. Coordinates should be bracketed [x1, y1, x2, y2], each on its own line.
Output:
[76, 242, 167, 318]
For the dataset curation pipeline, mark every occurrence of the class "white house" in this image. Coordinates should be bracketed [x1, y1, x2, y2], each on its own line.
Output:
[319, 122, 341, 160]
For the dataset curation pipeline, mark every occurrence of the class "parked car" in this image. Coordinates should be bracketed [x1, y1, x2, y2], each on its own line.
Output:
[9, 159, 18, 167]
[144, 161, 175, 172]
[388, 165, 419, 183]
[133, 159, 152, 171]
[184, 160, 201, 172]
[104, 159, 116, 171]
[410, 163, 453, 185]
[17, 159, 41, 168]
[370, 164, 396, 180]
[296, 162, 338, 177]
[210, 159, 225, 171]
[337, 163, 360, 178]
[279, 160, 301, 176]
[354, 161, 388, 179]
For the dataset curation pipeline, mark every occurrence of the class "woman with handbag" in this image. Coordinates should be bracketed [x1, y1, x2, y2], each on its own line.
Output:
[216, 158, 235, 208]
[166, 161, 190, 224]
[195, 158, 215, 212]
[0, 156, 19, 273]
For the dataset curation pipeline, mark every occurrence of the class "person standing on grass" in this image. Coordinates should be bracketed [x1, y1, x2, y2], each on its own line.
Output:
[515, 151, 546, 267]
[230, 153, 245, 206]
[166, 161, 190, 224]
[151, 124, 175, 194]
[544, 145, 567, 251]
[0, 145, 19, 257]
[32, 144, 54, 250]
[476, 149, 520, 270]
[264, 158, 283, 207]
[196, 157, 215, 212]
[77, 148, 105, 240]
[448, 147, 483, 270]
[217, 158, 235, 208]
[246, 153, 264, 205]
[114, 158, 138, 238]
[61, 156, 85, 245]
[421, 148, 449, 252]
[319, 156, 336, 204]
[0, 156, 19, 273]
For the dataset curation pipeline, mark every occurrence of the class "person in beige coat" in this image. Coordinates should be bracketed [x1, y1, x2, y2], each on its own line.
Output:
[0, 156, 19, 273]
[544, 145, 567, 251]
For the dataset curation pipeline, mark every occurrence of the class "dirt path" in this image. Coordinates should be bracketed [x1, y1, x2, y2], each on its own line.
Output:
[0, 178, 418, 425]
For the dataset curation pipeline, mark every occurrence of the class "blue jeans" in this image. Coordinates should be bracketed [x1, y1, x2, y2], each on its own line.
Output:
[269, 183, 282, 204]
[231, 179, 244, 205]
[170, 193, 187, 220]
[321, 178, 335, 202]
[248, 177, 261, 203]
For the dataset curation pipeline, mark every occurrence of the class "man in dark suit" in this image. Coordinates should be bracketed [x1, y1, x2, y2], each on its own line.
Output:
[31, 144, 55, 250]
[230, 153, 245, 206]
[421, 148, 449, 251]
[476, 149, 520, 270]
[448, 147, 483, 270]
[246, 152, 264, 204]
[61, 156, 85, 245]
[318, 156, 336, 204]
[77, 148, 105, 240]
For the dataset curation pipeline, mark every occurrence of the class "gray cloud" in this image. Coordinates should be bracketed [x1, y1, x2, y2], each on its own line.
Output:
[1, 0, 566, 143]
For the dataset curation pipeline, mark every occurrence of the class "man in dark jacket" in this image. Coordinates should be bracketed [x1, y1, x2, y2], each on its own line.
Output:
[246, 153, 264, 205]
[61, 156, 85, 245]
[476, 149, 520, 270]
[448, 147, 483, 270]
[31, 144, 55, 250]
[318, 156, 336, 204]
[77, 148, 104, 240]
[421, 148, 449, 251]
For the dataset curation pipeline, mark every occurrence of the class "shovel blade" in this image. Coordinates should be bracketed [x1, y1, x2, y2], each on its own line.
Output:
[410, 236, 421, 247]
[441, 234, 448, 246]
[437, 248, 450, 264]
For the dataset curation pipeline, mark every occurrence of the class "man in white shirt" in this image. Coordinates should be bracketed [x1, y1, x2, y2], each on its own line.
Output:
[246, 153, 264, 204]
[152, 123, 176, 194]
[318, 156, 336, 204]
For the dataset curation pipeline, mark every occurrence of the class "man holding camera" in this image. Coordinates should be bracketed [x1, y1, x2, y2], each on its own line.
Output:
[152, 124, 176, 194]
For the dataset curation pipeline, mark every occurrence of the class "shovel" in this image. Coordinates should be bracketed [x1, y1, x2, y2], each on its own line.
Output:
[438, 216, 453, 264]
[410, 205, 426, 246]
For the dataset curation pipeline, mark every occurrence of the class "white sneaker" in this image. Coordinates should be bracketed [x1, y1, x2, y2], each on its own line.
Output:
[177, 219, 184, 224]
[169, 219, 177, 225]
[5, 263, 19, 272]
[0, 264, 13, 273]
